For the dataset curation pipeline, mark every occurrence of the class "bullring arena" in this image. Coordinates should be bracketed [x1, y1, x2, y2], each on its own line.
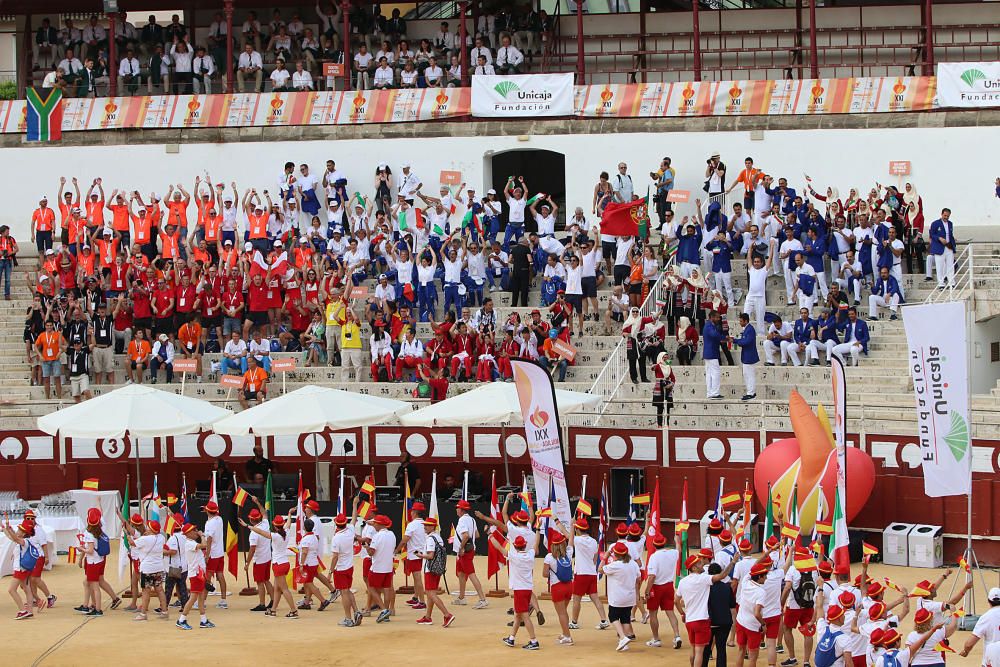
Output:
[0, 1, 999, 665]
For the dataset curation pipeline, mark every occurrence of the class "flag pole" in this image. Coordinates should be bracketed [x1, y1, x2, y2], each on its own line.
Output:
[240, 509, 256, 596]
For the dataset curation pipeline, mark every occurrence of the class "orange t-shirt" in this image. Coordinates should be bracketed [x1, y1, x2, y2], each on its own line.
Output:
[58, 201, 77, 228]
[128, 339, 151, 362]
[95, 237, 118, 268]
[131, 213, 152, 244]
[32, 207, 55, 232]
[204, 214, 222, 242]
[77, 250, 96, 276]
[36, 331, 62, 361]
[160, 230, 180, 259]
[86, 199, 105, 226]
[177, 323, 202, 351]
[247, 212, 268, 240]
[166, 200, 189, 228]
[109, 204, 130, 232]
[243, 367, 267, 392]
[68, 216, 87, 246]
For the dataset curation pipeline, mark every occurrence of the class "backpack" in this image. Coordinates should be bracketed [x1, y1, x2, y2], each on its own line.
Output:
[554, 555, 573, 583]
[813, 626, 843, 667]
[414, 381, 431, 399]
[427, 537, 447, 576]
[96, 533, 111, 557]
[879, 649, 903, 667]
[793, 570, 817, 608]
[19, 541, 41, 572]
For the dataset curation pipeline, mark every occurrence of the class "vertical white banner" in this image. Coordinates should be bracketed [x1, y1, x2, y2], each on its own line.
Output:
[510, 359, 573, 526]
[902, 302, 972, 497]
[831, 354, 848, 511]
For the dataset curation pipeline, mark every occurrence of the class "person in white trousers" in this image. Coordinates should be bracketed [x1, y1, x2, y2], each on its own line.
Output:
[793, 254, 818, 314]
[788, 308, 816, 367]
[730, 313, 759, 401]
[702, 310, 725, 399]
[837, 249, 864, 305]
[868, 267, 902, 320]
[763, 316, 794, 366]
[832, 308, 869, 367]
[808, 309, 839, 366]
[778, 226, 803, 303]
[743, 252, 771, 334]
[928, 209, 956, 288]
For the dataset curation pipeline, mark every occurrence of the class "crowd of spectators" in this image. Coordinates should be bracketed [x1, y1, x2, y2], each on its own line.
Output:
[9, 151, 954, 415]
[34, 5, 555, 97]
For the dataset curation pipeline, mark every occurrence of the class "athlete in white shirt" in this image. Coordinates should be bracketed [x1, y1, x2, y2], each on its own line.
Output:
[367, 515, 397, 623]
[568, 517, 609, 629]
[490, 532, 540, 650]
[603, 541, 643, 651]
[453, 500, 488, 607]
[330, 511, 362, 627]
[418, 517, 455, 626]
[202, 501, 228, 607]
[676, 550, 736, 665]
[242, 513, 298, 619]
[176, 523, 214, 629]
[644, 535, 682, 648]
[123, 517, 168, 621]
[399, 504, 428, 611]
[244, 508, 273, 612]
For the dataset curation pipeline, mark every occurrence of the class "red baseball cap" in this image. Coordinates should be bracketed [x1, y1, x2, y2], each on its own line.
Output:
[456, 500, 471, 510]
[513, 535, 527, 549]
[203, 500, 219, 514]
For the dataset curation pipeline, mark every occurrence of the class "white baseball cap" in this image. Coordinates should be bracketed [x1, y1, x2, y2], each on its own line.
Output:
[487, 188, 496, 195]
[274, 239, 283, 247]
[244, 242, 253, 251]
[401, 161, 411, 168]
[988, 587, 1000, 603]
[223, 239, 233, 246]
[299, 237, 308, 244]
[39, 195, 48, 201]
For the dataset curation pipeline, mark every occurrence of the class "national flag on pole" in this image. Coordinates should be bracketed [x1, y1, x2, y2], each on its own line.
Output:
[358, 500, 372, 519]
[542, 475, 556, 548]
[264, 472, 274, 520]
[678, 479, 689, 581]
[487, 471, 506, 578]
[638, 186, 651, 239]
[862, 542, 879, 557]
[627, 476, 637, 526]
[781, 521, 801, 540]
[958, 556, 970, 573]
[210, 470, 218, 505]
[644, 478, 661, 571]
[490, 528, 509, 551]
[117, 482, 131, 583]
[225, 521, 239, 578]
[720, 490, 742, 509]
[180, 475, 189, 522]
[600, 198, 644, 237]
[713, 477, 725, 518]
[82, 478, 99, 491]
[763, 484, 775, 545]
[815, 519, 833, 535]
[741, 483, 753, 540]
[576, 498, 592, 517]
[794, 551, 818, 572]
[630, 493, 651, 506]
[519, 481, 532, 512]
[25, 87, 63, 142]
[233, 486, 249, 507]
[535, 507, 553, 519]
[164, 513, 178, 535]
[428, 471, 441, 533]
[597, 476, 609, 576]
[830, 485, 850, 575]
[360, 475, 375, 496]
[787, 486, 799, 544]
[295, 471, 304, 544]
[400, 475, 411, 560]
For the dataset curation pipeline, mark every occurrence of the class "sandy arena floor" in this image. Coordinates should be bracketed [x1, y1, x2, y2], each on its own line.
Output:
[3, 550, 996, 666]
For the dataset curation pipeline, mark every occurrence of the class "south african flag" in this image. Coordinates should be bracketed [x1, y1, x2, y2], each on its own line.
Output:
[26, 87, 63, 142]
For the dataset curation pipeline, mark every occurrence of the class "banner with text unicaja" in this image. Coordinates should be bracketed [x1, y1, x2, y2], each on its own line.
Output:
[936, 62, 1000, 108]
[901, 301, 972, 497]
[471, 74, 575, 117]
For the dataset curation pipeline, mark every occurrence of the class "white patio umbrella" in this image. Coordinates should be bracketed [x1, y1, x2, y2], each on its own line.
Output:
[211, 385, 411, 500]
[37, 384, 231, 501]
[399, 382, 600, 428]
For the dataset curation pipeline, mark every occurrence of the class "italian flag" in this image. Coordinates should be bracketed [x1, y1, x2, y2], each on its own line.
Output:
[676, 479, 689, 582]
[830, 485, 850, 575]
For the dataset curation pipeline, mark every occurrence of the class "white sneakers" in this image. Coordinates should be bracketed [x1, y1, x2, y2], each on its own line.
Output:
[472, 600, 489, 609]
[616, 636, 633, 651]
[646, 639, 663, 647]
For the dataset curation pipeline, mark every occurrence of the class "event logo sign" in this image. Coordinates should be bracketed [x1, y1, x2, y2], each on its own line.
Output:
[471, 73, 575, 117]
[937, 62, 1000, 108]
[901, 301, 972, 497]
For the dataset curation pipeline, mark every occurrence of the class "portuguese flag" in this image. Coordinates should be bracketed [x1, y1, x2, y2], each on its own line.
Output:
[26, 87, 63, 142]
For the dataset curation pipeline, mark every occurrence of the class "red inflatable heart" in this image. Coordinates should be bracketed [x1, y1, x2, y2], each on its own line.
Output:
[754, 438, 876, 528]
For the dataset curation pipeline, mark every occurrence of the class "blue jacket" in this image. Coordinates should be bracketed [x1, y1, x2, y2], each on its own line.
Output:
[703, 201, 726, 236]
[840, 318, 870, 354]
[817, 315, 840, 343]
[706, 237, 734, 273]
[702, 321, 723, 361]
[928, 218, 956, 255]
[793, 317, 817, 344]
[873, 275, 904, 302]
[676, 227, 702, 264]
[802, 235, 827, 273]
[732, 324, 759, 364]
[777, 187, 798, 214]
[876, 237, 896, 271]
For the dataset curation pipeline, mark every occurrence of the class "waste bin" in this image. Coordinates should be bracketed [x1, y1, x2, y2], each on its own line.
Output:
[908, 524, 944, 568]
[882, 523, 915, 567]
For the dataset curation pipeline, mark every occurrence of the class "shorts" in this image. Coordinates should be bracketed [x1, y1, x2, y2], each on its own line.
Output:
[513, 589, 533, 614]
[565, 294, 583, 311]
[333, 567, 354, 590]
[551, 581, 573, 603]
[180, 342, 204, 355]
[404, 558, 422, 575]
[71, 374, 90, 397]
[613, 265, 629, 286]
[581, 276, 598, 298]
[91, 346, 114, 373]
[608, 604, 632, 624]
[202, 315, 222, 330]
[763, 614, 782, 639]
[851, 656, 866, 667]
[131, 557, 140, 573]
[368, 570, 393, 589]
[31, 555, 46, 577]
[628, 281, 642, 295]
[424, 572, 441, 591]
[686, 618, 712, 646]
[602, 241, 616, 261]
[140, 571, 164, 588]
[133, 317, 152, 330]
[455, 549, 476, 576]
[610, 311, 625, 323]
[272, 562, 290, 577]
[154, 316, 174, 334]
[362, 557, 372, 582]
[300, 564, 318, 584]
[647, 582, 675, 611]
[41, 359, 61, 378]
[84, 560, 106, 582]
[189, 574, 205, 593]
[247, 310, 269, 326]
[13, 569, 30, 581]
[573, 574, 597, 596]
[783, 607, 814, 630]
[243, 390, 259, 401]
[736, 621, 763, 648]
[252, 561, 271, 583]
[206, 556, 225, 573]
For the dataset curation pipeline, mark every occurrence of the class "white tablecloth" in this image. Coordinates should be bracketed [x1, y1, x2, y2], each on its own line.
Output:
[69, 489, 122, 538]
[0, 516, 86, 577]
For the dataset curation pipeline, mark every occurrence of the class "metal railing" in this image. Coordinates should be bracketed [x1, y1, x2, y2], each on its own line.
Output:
[923, 244, 973, 304]
[587, 265, 670, 425]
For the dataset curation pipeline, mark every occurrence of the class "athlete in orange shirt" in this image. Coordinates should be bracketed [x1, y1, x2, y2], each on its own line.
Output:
[177, 315, 204, 377]
[31, 195, 56, 258]
[35, 320, 64, 398]
[726, 156, 763, 210]
[57, 176, 81, 246]
[239, 355, 268, 409]
[165, 184, 191, 237]
[127, 329, 152, 384]
[84, 178, 106, 228]
[106, 189, 132, 250]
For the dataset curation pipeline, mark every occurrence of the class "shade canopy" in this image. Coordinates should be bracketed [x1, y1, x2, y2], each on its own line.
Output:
[399, 383, 601, 427]
[211, 385, 411, 436]
[37, 384, 230, 439]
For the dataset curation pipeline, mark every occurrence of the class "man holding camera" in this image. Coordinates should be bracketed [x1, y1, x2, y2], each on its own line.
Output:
[0, 225, 18, 301]
[650, 157, 675, 231]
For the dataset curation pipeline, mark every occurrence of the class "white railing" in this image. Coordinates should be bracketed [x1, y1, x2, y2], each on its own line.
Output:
[923, 244, 974, 304]
[587, 267, 671, 425]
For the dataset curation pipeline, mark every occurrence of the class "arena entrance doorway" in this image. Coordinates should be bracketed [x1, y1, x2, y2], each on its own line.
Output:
[486, 149, 566, 233]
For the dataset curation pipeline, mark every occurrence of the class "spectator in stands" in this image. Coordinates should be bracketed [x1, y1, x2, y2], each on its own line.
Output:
[929, 208, 956, 288]
[446, 55, 462, 87]
[869, 266, 902, 321]
[206, 13, 229, 69]
[139, 15, 163, 55]
[267, 25, 294, 63]
[82, 15, 107, 61]
[240, 355, 267, 410]
[473, 55, 495, 77]
[192, 47, 217, 95]
[170, 38, 195, 94]
[149, 333, 175, 384]
[58, 48, 84, 90]
[0, 226, 18, 301]
[270, 59, 292, 92]
[118, 48, 141, 96]
[114, 13, 138, 56]
[353, 44, 373, 89]
[763, 314, 793, 366]
[164, 14, 187, 44]
[316, 2, 341, 45]
[373, 57, 394, 90]
[434, 22, 457, 59]
[340, 309, 364, 380]
[61, 19, 82, 54]
[242, 11, 264, 52]
[245, 443, 274, 484]
[651, 157, 675, 229]
[145, 44, 171, 94]
[832, 307, 869, 367]
[222, 331, 248, 375]
[495, 34, 524, 75]
[35, 18, 59, 71]
[237, 43, 264, 93]
[292, 61, 314, 91]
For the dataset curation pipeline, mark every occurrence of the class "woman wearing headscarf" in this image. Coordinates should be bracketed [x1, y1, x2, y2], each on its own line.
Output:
[902, 182, 927, 276]
[651, 352, 675, 428]
[675, 315, 699, 366]
[622, 306, 653, 383]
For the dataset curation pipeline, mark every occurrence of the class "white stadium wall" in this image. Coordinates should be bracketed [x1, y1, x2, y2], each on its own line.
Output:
[1, 123, 998, 241]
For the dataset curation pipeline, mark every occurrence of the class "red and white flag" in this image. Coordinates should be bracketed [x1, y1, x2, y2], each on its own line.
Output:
[830, 485, 850, 574]
[487, 471, 506, 578]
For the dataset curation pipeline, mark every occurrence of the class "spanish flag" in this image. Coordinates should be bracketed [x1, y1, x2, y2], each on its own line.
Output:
[781, 521, 800, 540]
[66, 546, 78, 564]
[814, 519, 833, 536]
[164, 513, 178, 535]
[232, 486, 249, 508]
[862, 542, 879, 557]
[630, 493, 651, 506]
[166, 493, 178, 506]
[576, 498, 592, 517]
[720, 491, 742, 509]
[358, 500, 372, 519]
[82, 478, 100, 491]
[360, 475, 376, 496]
[933, 640, 955, 654]
[225, 521, 239, 578]
[794, 553, 818, 572]
[909, 583, 933, 598]
[958, 556, 970, 573]
[883, 577, 903, 593]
